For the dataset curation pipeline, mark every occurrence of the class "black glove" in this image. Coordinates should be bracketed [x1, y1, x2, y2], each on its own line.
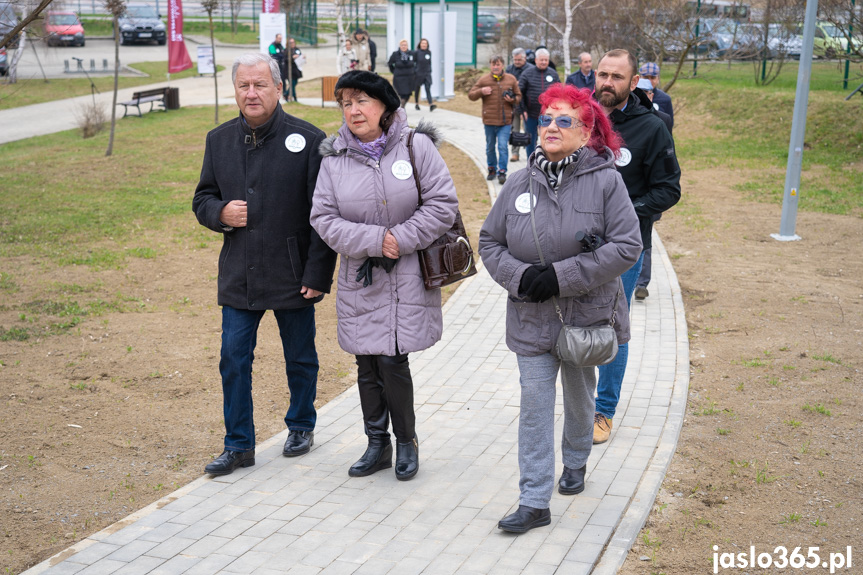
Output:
[526, 265, 559, 302]
[370, 256, 399, 273]
[356, 257, 400, 287]
[519, 265, 546, 296]
[356, 259, 374, 287]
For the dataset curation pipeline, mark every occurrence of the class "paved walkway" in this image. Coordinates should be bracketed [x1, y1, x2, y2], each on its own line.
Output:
[16, 92, 689, 575]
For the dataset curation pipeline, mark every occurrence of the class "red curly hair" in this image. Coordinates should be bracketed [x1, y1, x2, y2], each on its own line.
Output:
[538, 83, 622, 156]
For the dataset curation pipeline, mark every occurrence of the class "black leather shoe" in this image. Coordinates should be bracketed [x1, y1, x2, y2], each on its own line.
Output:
[349, 437, 393, 477]
[395, 436, 419, 481]
[558, 464, 586, 495]
[415, 104, 421, 110]
[487, 167, 496, 181]
[204, 450, 255, 476]
[282, 430, 314, 457]
[498, 505, 551, 533]
[430, 104, 437, 111]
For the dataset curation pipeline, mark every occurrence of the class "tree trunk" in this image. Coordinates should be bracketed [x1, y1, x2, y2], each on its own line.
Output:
[7, 24, 26, 83]
[209, 14, 218, 125]
[106, 15, 120, 156]
[562, 0, 572, 77]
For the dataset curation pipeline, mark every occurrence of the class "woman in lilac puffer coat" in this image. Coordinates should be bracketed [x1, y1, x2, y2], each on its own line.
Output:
[311, 71, 458, 482]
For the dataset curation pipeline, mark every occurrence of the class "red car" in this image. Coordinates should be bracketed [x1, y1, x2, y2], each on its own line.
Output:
[44, 11, 85, 47]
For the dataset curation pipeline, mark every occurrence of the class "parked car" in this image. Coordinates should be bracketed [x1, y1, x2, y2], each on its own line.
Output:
[800, 21, 845, 58]
[44, 11, 85, 47]
[0, 46, 7, 76]
[1, 1, 20, 49]
[767, 23, 802, 59]
[118, 4, 166, 45]
[476, 13, 501, 43]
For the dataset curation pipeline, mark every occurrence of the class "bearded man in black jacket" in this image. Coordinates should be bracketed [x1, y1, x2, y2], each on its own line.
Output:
[590, 48, 681, 446]
[193, 53, 337, 476]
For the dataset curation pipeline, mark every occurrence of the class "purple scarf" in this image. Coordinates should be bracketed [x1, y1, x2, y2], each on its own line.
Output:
[356, 132, 387, 161]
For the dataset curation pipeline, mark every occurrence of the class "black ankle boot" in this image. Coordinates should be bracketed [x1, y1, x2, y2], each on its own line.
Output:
[349, 436, 393, 477]
[395, 436, 419, 481]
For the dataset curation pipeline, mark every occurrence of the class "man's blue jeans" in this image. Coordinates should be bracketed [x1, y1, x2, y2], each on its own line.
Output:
[220, 305, 318, 452]
[595, 250, 645, 420]
[484, 124, 512, 174]
[525, 116, 539, 158]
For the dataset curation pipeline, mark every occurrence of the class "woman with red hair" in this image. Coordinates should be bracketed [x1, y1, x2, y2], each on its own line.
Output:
[479, 83, 642, 533]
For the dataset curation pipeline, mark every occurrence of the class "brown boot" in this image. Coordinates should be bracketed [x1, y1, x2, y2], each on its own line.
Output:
[593, 413, 612, 444]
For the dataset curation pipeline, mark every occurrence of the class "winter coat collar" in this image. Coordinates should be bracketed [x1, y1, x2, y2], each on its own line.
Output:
[236, 103, 283, 145]
[608, 91, 653, 124]
[528, 145, 616, 180]
[319, 108, 443, 158]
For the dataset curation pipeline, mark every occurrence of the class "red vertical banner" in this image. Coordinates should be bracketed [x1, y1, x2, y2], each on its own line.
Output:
[262, 0, 278, 13]
[167, 0, 192, 73]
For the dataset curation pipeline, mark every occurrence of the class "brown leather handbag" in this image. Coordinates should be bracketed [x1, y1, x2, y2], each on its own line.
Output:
[406, 131, 478, 290]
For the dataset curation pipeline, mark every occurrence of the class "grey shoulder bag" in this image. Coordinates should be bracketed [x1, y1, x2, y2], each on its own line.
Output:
[528, 176, 620, 367]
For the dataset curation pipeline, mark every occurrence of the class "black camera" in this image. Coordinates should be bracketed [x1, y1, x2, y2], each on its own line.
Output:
[575, 230, 604, 252]
[503, 89, 515, 99]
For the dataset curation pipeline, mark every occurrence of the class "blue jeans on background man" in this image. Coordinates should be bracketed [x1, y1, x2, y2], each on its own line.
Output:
[484, 124, 512, 174]
[220, 305, 319, 452]
[594, 250, 645, 420]
[524, 116, 539, 158]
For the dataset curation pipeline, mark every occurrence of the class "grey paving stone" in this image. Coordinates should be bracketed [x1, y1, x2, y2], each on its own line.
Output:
[105, 539, 159, 563]
[143, 536, 195, 560]
[221, 551, 273, 573]
[63, 542, 121, 566]
[137, 521, 187, 543]
[147, 555, 202, 575]
[76, 558, 128, 574]
[112, 555, 166, 575]
[219, 534, 264, 557]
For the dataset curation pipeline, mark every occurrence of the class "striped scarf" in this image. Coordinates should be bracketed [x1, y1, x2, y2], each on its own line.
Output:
[534, 148, 581, 191]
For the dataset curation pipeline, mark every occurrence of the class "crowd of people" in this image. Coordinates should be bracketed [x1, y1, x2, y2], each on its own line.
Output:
[194, 36, 680, 536]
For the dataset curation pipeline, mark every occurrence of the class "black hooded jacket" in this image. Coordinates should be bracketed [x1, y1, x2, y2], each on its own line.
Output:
[606, 88, 681, 250]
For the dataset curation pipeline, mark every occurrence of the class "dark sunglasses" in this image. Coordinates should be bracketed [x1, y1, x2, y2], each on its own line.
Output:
[537, 114, 584, 129]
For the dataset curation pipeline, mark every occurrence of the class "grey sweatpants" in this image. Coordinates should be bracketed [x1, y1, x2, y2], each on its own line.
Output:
[516, 353, 597, 509]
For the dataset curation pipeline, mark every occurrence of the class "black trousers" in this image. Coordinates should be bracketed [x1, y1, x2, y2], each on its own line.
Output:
[414, 80, 432, 105]
[356, 353, 416, 443]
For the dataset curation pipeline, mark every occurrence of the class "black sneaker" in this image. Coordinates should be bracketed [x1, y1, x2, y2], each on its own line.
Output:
[634, 286, 649, 300]
[430, 104, 437, 111]
[498, 172, 507, 185]
[415, 104, 420, 111]
[487, 167, 496, 181]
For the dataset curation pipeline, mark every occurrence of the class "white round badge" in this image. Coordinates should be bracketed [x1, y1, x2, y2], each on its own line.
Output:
[514, 193, 536, 214]
[546, 75, 553, 83]
[653, 102, 660, 111]
[615, 147, 632, 167]
[285, 133, 306, 153]
[425, 54, 430, 60]
[391, 160, 413, 180]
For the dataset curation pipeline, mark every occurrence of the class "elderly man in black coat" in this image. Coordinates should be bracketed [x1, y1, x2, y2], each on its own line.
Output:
[193, 52, 337, 476]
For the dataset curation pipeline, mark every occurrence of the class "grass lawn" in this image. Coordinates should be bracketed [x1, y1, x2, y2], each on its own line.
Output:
[0, 62, 224, 111]
[669, 60, 863, 216]
[0, 103, 344, 266]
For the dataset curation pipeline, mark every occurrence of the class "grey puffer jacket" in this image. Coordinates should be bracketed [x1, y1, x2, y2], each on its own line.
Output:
[311, 110, 458, 356]
[478, 147, 642, 357]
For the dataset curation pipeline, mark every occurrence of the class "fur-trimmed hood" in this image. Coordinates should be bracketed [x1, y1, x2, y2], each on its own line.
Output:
[319, 109, 444, 158]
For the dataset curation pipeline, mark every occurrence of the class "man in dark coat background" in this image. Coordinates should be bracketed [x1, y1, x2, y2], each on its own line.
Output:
[193, 52, 337, 476]
[565, 52, 595, 91]
[591, 49, 681, 446]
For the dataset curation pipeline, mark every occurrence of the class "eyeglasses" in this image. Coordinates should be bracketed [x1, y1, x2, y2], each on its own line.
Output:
[538, 114, 584, 129]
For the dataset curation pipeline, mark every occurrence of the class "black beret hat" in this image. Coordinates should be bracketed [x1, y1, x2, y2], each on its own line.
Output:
[334, 70, 401, 113]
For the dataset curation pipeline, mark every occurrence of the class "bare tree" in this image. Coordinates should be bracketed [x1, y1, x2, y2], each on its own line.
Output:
[104, 0, 125, 157]
[0, 0, 52, 51]
[227, 0, 242, 36]
[201, 0, 220, 124]
[508, 0, 595, 76]
[821, 0, 863, 63]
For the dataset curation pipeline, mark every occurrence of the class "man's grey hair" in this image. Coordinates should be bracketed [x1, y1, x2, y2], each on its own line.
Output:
[512, 47, 526, 58]
[578, 51, 591, 63]
[232, 53, 282, 87]
[535, 48, 550, 58]
[489, 54, 504, 65]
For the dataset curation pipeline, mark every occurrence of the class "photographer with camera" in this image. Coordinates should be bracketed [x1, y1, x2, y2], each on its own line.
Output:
[468, 55, 521, 185]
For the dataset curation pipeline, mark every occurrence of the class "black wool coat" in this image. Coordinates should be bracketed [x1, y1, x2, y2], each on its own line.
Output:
[193, 105, 337, 311]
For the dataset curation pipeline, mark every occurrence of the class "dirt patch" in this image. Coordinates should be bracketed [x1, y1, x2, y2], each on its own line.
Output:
[0, 141, 488, 575]
[619, 106, 863, 574]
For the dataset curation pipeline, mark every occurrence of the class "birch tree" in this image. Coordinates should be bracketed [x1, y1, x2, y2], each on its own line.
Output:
[104, 0, 125, 157]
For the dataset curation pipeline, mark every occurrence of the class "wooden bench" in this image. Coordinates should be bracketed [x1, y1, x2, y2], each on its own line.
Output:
[119, 87, 170, 117]
[321, 76, 339, 107]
